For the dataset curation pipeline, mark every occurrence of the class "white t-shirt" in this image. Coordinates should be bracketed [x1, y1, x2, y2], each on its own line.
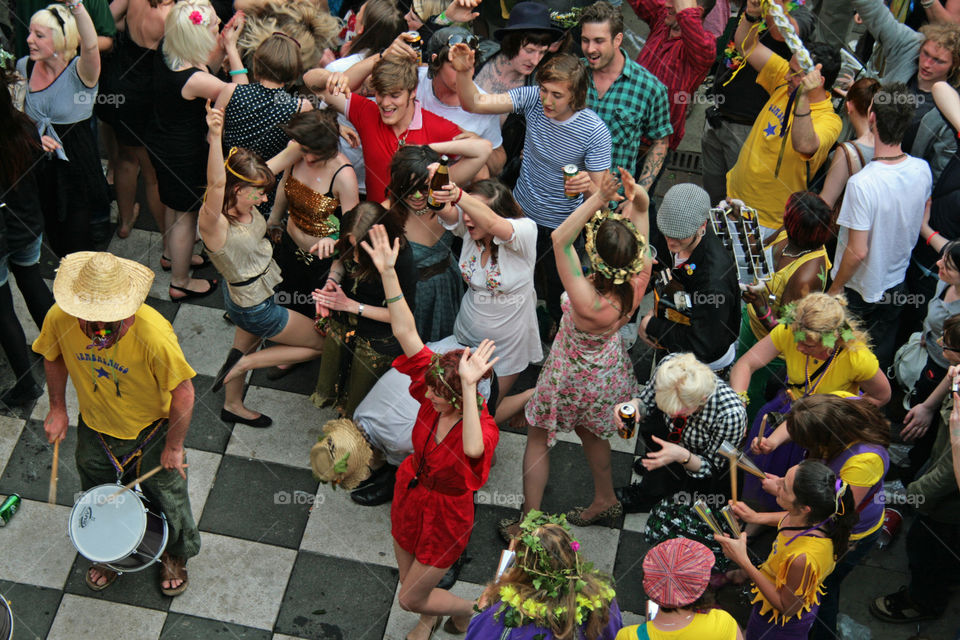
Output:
[832, 157, 932, 302]
[326, 53, 367, 193]
[417, 66, 502, 149]
[507, 86, 611, 228]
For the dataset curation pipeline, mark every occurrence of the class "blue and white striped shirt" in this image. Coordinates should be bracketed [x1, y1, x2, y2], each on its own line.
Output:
[508, 86, 611, 229]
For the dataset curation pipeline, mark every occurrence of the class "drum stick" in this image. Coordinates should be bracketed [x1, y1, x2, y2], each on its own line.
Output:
[109, 464, 189, 499]
[48, 439, 60, 505]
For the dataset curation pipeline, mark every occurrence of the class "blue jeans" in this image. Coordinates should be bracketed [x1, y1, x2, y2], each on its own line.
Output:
[0, 235, 43, 286]
[222, 289, 288, 339]
[809, 528, 881, 640]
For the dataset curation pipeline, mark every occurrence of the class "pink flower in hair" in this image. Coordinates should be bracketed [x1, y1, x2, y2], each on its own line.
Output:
[189, 10, 205, 25]
[570, 541, 580, 552]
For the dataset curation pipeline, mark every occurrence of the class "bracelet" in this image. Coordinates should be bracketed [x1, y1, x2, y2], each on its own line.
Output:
[65, 0, 82, 10]
[385, 294, 404, 304]
[453, 187, 463, 205]
[435, 10, 452, 25]
[743, 12, 761, 23]
[229, 68, 248, 76]
[681, 451, 692, 465]
[927, 231, 940, 246]
[794, 111, 811, 117]
[736, 390, 750, 406]
[357, 303, 364, 317]
[758, 307, 773, 321]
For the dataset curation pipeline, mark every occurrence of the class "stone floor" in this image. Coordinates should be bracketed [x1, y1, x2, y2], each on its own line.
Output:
[2, 9, 960, 640]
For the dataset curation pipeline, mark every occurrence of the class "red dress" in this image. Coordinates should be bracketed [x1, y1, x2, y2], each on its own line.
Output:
[390, 346, 499, 568]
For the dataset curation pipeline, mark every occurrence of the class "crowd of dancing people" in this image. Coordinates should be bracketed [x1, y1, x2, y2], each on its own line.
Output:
[5, 0, 960, 637]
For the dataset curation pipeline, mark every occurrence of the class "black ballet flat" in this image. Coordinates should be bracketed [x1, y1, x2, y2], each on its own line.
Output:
[220, 408, 273, 428]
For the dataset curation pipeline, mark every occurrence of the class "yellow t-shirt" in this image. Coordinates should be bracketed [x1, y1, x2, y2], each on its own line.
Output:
[769, 324, 879, 396]
[33, 304, 196, 439]
[615, 609, 739, 639]
[839, 448, 886, 540]
[726, 56, 842, 230]
[752, 529, 836, 625]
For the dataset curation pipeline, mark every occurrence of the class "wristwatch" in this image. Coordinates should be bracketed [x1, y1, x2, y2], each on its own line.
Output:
[357, 303, 365, 317]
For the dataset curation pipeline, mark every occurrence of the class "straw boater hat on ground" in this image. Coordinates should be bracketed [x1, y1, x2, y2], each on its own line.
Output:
[53, 252, 154, 322]
[310, 419, 373, 490]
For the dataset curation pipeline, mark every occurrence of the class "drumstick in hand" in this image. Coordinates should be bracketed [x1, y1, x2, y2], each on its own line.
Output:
[109, 464, 189, 499]
[48, 439, 60, 505]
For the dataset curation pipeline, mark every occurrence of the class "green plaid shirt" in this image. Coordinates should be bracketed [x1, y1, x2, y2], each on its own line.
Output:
[585, 51, 673, 172]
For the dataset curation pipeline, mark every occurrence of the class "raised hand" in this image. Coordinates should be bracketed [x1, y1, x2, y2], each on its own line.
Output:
[596, 170, 624, 203]
[444, 0, 481, 23]
[221, 11, 245, 49]
[619, 167, 647, 210]
[459, 339, 499, 387]
[325, 71, 351, 98]
[448, 42, 475, 73]
[205, 100, 224, 137]
[384, 33, 420, 61]
[359, 224, 400, 274]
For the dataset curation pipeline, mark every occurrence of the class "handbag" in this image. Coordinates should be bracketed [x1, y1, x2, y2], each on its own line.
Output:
[889, 331, 925, 393]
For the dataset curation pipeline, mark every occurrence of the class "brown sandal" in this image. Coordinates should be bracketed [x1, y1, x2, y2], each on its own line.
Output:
[160, 552, 189, 597]
[85, 564, 119, 591]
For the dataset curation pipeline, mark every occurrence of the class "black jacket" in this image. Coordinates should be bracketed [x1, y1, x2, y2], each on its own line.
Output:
[646, 229, 741, 363]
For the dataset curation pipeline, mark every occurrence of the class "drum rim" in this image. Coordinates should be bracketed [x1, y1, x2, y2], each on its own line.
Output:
[0, 595, 12, 640]
[68, 484, 148, 563]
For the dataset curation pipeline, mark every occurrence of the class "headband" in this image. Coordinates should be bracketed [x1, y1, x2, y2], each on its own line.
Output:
[834, 478, 848, 516]
[47, 7, 66, 33]
[583, 210, 646, 285]
[272, 31, 301, 48]
[224, 147, 260, 184]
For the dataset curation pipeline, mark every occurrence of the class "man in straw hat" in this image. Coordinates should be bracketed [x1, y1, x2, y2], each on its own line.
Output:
[33, 251, 200, 596]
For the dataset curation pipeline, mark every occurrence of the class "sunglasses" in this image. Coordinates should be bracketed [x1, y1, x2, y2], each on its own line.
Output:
[448, 33, 480, 50]
[938, 336, 960, 353]
[667, 415, 687, 443]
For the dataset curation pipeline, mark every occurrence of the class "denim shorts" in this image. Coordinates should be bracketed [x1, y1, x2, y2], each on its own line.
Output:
[0, 235, 43, 286]
[222, 288, 289, 339]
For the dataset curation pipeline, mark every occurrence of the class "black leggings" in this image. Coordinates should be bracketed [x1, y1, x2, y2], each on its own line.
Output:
[0, 262, 54, 388]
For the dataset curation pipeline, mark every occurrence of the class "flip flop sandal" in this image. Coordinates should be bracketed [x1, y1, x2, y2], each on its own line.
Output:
[85, 565, 119, 592]
[869, 586, 938, 623]
[160, 553, 188, 597]
[169, 279, 219, 303]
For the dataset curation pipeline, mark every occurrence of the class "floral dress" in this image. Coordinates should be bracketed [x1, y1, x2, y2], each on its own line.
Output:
[525, 286, 644, 447]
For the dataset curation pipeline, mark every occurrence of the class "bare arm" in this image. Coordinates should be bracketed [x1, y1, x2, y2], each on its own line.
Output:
[730, 335, 781, 393]
[361, 226, 425, 358]
[162, 378, 194, 479]
[818, 147, 853, 209]
[450, 44, 514, 115]
[302, 68, 351, 113]
[430, 138, 494, 185]
[827, 228, 869, 295]
[923, 0, 960, 24]
[42, 356, 70, 443]
[70, 1, 101, 87]
[858, 368, 891, 406]
[637, 138, 668, 191]
[735, 2, 774, 72]
[436, 185, 516, 241]
[333, 163, 360, 213]
[198, 103, 227, 246]
[790, 70, 825, 157]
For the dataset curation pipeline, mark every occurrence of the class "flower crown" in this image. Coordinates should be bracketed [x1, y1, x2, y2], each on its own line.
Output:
[493, 510, 616, 629]
[779, 302, 855, 349]
[584, 210, 646, 285]
[429, 353, 482, 412]
[189, 9, 209, 26]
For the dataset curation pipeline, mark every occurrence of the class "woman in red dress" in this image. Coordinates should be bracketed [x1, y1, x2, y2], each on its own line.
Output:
[362, 224, 500, 640]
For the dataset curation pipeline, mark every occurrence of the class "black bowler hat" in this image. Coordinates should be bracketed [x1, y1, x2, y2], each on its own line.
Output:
[493, 2, 565, 42]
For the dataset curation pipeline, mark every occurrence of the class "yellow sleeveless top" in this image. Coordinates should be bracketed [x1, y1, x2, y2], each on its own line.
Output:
[748, 231, 830, 340]
[751, 523, 836, 625]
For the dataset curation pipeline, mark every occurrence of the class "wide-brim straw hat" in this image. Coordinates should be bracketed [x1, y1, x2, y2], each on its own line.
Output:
[53, 252, 154, 322]
[310, 419, 373, 490]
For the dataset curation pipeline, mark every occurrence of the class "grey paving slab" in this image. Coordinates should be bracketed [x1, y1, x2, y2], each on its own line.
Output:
[63, 553, 171, 612]
[248, 357, 324, 397]
[167, 532, 296, 631]
[274, 551, 398, 640]
[0, 498, 77, 590]
[299, 484, 396, 567]
[198, 455, 318, 549]
[0, 416, 25, 477]
[46, 593, 167, 640]
[382, 580, 484, 640]
[171, 305, 239, 379]
[0, 579, 62, 640]
[183, 374, 236, 454]
[612, 529, 653, 615]
[30, 378, 81, 427]
[183, 447, 221, 523]
[0, 419, 81, 508]
[160, 612, 273, 640]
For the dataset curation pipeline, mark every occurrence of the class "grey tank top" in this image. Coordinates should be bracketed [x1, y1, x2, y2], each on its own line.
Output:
[17, 56, 97, 161]
[206, 210, 283, 307]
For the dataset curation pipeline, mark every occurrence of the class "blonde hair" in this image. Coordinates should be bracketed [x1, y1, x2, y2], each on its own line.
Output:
[238, 0, 342, 70]
[413, 0, 446, 19]
[654, 353, 716, 416]
[920, 22, 960, 84]
[163, 0, 218, 70]
[30, 5, 80, 60]
[788, 292, 869, 348]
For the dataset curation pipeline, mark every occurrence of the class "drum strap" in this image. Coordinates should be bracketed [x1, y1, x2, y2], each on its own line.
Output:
[96, 419, 165, 481]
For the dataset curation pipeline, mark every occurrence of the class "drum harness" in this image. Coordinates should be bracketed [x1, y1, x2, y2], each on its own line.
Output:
[95, 418, 164, 483]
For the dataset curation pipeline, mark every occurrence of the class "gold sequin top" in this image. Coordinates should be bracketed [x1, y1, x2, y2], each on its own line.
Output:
[285, 171, 345, 238]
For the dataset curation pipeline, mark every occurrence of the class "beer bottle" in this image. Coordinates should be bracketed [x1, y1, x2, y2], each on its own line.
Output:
[427, 155, 450, 210]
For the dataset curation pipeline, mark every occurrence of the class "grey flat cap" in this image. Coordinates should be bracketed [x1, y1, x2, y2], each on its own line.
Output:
[657, 184, 711, 240]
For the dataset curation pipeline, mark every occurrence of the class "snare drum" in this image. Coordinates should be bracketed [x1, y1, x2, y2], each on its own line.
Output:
[68, 484, 169, 573]
[0, 594, 11, 640]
